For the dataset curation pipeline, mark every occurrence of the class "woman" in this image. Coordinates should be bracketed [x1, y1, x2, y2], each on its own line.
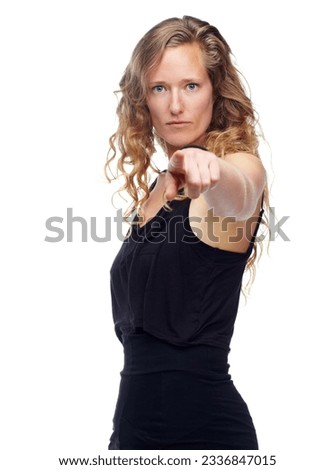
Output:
[104, 15, 268, 450]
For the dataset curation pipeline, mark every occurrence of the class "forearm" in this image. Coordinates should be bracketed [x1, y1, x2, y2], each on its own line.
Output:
[203, 154, 266, 220]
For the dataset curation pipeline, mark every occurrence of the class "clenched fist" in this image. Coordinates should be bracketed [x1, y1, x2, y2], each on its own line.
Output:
[164, 147, 221, 200]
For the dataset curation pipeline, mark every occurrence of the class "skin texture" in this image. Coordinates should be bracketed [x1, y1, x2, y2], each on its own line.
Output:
[144, 43, 266, 253]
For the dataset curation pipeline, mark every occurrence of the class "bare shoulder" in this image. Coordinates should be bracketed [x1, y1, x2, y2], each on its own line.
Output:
[223, 151, 264, 166]
[223, 151, 266, 187]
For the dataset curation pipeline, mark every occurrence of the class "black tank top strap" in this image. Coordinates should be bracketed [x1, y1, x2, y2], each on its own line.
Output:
[260, 190, 265, 212]
[248, 191, 265, 248]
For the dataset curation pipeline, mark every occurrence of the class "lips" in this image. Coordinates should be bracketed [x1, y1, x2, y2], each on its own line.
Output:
[166, 121, 191, 127]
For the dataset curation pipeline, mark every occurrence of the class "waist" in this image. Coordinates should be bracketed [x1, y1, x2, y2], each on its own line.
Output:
[120, 330, 231, 378]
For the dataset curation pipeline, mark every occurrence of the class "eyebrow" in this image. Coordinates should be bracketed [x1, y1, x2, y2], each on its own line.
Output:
[148, 78, 203, 86]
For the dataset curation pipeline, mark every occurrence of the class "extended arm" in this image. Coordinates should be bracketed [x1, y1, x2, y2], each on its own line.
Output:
[165, 148, 266, 220]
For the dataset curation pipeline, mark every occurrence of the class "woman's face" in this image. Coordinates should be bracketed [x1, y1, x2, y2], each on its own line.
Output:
[146, 42, 214, 157]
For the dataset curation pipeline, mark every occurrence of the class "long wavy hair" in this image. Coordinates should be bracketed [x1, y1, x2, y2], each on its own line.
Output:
[104, 15, 269, 291]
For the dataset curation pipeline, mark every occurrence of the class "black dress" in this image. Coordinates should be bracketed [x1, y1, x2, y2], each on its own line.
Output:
[108, 173, 264, 450]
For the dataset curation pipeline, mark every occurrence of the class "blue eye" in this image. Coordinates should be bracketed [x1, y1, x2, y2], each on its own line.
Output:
[152, 85, 165, 93]
[187, 83, 198, 91]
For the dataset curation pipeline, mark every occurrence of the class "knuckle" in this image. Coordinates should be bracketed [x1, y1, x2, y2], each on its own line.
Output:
[187, 179, 200, 188]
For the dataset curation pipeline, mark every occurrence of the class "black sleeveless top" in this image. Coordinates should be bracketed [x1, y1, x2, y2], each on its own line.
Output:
[110, 173, 264, 351]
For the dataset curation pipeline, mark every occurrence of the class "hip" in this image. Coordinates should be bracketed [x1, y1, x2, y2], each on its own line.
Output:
[109, 370, 258, 449]
[109, 332, 258, 449]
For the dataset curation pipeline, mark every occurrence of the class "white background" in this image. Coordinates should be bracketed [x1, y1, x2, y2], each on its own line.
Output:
[1, 0, 334, 468]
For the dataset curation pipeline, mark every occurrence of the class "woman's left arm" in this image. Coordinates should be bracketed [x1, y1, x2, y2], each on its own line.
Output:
[165, 148, 266, 220]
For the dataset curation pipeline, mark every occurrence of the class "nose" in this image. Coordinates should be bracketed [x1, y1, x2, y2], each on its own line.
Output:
[169, 89, 184, 115]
